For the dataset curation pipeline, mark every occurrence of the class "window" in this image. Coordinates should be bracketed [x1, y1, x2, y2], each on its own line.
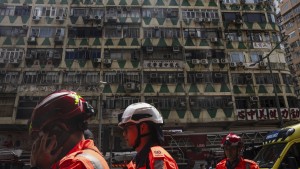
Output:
[289, 31, 296, 39]
[222, 12, 239, 22]
[267, 13, 276, 23]
[105, 96, 140, 109]
[33, 6, 43, 16]
[222, 0, 237, 4]
[4, 72, 19, 84]
[68, 27, 101, 38]
[225, 32, 242, 41]
[282, 74, 293, 85]
[104, 72, 140, 84]
[145, 72, 184, 84]
[250, 52, 262, 62]
[0, 27, 27, 37]
[144, 28, 180, 38]
[0, 6, 15, 16]
[232, 73, 253, 85]
[14, 6, 31, 16]
[105, 26, 122, 38]
[71, 8, 86, 16]
[123, 27, 140, 38]
[189, 96, 232, 109]
[230, 52, 245, 62]
[281, 143, 300, 168]
[17, 96, 41, 119]
[243, 13, 266, 23]
[260, 96, 285, 108]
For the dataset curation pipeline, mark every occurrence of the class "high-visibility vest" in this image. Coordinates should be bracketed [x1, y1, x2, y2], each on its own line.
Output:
[52, 140, 109, 169]
[127, 146, 179, 169]
[216, 158, 260, 169]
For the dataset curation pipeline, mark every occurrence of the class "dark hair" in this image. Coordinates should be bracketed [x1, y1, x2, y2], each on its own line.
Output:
[146, 122, 164, 145]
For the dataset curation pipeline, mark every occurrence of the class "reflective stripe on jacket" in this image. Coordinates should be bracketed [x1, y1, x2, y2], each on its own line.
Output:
[216, 157, 260, 169]
[52, 139, 109, 169]
[127, 146, 178, 169]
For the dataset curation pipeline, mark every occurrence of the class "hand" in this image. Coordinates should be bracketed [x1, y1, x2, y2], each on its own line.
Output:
[30, 132, 63, 169]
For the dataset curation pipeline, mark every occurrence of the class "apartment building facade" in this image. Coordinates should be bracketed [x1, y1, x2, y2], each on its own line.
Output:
[279, 0, 300, 98]
[0, 0, 299, 164]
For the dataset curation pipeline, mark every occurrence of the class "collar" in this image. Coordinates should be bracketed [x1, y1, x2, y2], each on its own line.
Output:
[52, 139, 99, 168]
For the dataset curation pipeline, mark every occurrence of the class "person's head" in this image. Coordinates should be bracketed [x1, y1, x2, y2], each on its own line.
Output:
[29, 90, 95, 160]
[221, 133, 243, 162]
[118, 102, 164, 151]
[84, 129, 94, 140]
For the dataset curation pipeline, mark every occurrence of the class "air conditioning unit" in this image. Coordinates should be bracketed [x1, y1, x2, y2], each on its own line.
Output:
[94, 15, 101, 20]
[178, 73, 184, 78]
[233, 19, 243, 25]
[125, 82, 135, 90]
[146, 46, 153, 53]
[28, 36, 36, 42]
[84, 15, 92, 20]
[56, 16, 64, 21]
[250, 96, 259, 102]
[192, 59, 200, 64]
[210, 37, 218, 43]
[22, 25, 28, 30]
[195, 18, 204, 23]
[200, 59, 209, 65]
[230, 62, 237, 68]
[93, 58, 101, 63]
[214, 73, 222, 78]
[107, 16, 117, 22]
[238, 62, 244, 67]
[205, 18, 212, 22]
[259, 61, 267, 67]
[55, 36, 64, 42]
[246, 75, 252, 80]
[180, 101, 186, 107]
[32, 16, 41, 21]
[195, 73, 203, 78]
[53, 54, 61, 60]
[32, 15, 40, 21]
[173, 46, 180, 53]
[220, 59, 228, 63]
[104, 58, 112, 64]
[212, 58, 220, 64]
[10, 59, 20, 64]
[25, 53, 33, 59]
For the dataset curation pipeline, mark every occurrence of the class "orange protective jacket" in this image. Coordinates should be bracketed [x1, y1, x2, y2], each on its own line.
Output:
[52, 139, 109, 169]
[127, 146, 178, 169]
[216, 157, 260, 169]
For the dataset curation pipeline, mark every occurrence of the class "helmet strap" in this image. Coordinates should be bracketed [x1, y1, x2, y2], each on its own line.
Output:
[132, 123, 141, 149]
[132, 123, 152, 149]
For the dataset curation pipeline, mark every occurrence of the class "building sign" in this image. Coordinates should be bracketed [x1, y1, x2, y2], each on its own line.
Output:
[253, 42, 272, 49]
[236, 108, 300, 121]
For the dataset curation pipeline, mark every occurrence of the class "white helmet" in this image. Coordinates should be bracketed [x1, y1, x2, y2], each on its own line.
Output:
[118, 102, 163, 127]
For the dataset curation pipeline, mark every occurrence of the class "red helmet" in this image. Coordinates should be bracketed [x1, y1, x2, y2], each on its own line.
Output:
[29, 90, 95, 135]
[221, 133, 243, 147]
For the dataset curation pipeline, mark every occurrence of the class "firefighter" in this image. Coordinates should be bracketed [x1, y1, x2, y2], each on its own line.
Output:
[216, 133, 259, 169]
[29, 90, 109, 169]
[118, 102, 178, 169]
